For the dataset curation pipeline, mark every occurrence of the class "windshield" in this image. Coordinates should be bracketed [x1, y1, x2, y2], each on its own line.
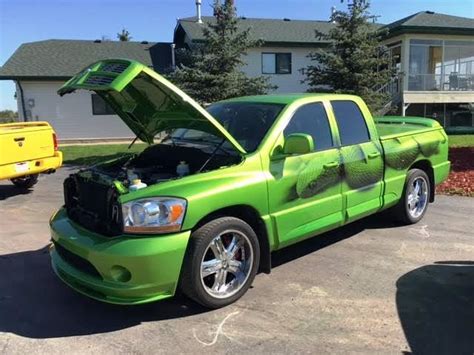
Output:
[167, 102, 285, 153]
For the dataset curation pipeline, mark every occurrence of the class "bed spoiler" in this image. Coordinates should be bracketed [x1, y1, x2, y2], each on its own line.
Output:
[374, 116, 442, 128]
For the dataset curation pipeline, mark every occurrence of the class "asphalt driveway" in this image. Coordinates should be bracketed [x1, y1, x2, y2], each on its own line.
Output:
[0, 167, 473, 354]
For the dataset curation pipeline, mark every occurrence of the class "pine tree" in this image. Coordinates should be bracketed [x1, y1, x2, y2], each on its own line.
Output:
[167, 0, 275, 104]
[303, 0, 393, 113]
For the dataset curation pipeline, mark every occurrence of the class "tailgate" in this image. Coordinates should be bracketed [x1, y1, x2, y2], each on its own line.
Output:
[0, 122, 55, 165]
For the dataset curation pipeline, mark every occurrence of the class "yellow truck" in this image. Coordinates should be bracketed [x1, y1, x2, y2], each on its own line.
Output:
[0, 121, 62, 188]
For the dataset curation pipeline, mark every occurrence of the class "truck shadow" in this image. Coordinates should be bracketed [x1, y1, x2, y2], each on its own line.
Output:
[0, 246, 208, 339]
[0, 213, 400, 339]
[0, 184, 33, 200]
[396, 261, 474, 354]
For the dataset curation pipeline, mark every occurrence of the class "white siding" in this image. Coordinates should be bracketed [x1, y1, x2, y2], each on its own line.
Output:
[242, 47, 313, 93]
[18, 81, 133, 140]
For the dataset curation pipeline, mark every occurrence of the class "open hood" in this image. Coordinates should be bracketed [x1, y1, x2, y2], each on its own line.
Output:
[58, 59, 246, 154]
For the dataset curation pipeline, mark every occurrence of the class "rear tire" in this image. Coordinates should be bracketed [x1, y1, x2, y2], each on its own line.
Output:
[392, 169, 430, 225]
[180, 217, 260, 309]
[10, 174, 39, 189]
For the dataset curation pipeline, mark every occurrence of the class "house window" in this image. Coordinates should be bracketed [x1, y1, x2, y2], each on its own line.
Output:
[408, 39, 474, 91]
[262, 53, 292, 74]
[91, 94, 115, 115]
[408, 40, 443, 90]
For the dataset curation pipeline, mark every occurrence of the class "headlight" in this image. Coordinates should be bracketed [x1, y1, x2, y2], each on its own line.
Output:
[122, 198, 187, 234]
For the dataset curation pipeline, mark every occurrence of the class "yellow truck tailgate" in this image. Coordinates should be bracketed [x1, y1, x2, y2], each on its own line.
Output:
[0, 122, 55, 165]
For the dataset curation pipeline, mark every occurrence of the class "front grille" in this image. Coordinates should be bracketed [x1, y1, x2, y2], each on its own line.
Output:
[54, 241, 102, 279]
[100, 62, 129, 74]
[64, 175, 123, 236]
[84, 74, 115, 86]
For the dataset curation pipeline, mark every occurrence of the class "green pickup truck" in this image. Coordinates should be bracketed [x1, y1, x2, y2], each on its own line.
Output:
[50, 59, 450, 308]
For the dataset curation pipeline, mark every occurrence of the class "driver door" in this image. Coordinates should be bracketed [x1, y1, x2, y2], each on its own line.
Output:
[267, 102, 344, 248]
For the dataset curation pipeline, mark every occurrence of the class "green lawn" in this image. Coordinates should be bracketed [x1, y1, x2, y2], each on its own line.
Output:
[448, 135, 474, 148]
[60, 143, 147, 165]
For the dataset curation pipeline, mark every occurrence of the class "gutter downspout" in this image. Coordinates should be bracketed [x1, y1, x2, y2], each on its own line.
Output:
[17, 81, 28, 122]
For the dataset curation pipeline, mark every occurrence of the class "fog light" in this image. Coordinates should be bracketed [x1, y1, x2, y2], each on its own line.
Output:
[110, 265, 131, 282]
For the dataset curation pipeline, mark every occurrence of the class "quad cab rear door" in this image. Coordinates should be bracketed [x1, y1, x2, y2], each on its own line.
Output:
[330, 99, 384, 222]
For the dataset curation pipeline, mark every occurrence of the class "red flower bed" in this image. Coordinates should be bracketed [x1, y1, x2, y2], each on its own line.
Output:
[437, 147, 474, 197]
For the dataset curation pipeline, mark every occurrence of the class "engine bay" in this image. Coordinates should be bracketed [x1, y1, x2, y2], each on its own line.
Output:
[79, 142, 242, 188]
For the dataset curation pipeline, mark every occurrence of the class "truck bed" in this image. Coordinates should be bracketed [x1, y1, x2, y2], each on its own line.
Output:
[374, 116, 442, 140]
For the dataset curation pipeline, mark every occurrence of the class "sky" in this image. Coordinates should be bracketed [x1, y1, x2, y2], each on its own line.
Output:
[0, 0, 473, 110]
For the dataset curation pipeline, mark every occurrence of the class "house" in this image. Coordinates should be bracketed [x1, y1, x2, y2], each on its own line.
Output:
[379, 11, 474, 132]
[0, 9, 472, 140]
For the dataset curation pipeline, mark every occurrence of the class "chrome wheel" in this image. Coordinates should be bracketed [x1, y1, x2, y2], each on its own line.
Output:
[407, 176, 428, 219]
[200, 229, 254, 299]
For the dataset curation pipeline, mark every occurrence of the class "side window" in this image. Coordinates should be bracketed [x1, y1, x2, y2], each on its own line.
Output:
[331, 101, 370, 146]
[284, 103, 334, 151]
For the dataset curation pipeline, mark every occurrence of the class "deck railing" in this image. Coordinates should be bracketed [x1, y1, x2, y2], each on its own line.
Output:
[407, 73, 474, 91]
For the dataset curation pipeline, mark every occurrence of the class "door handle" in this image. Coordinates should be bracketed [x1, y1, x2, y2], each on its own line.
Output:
[323, 161, 339, 169]
[14, 137, 25, 142]
[368, 152, 381, 159]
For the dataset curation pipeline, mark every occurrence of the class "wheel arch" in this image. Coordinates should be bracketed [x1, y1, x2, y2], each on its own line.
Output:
[191, 204, 271, 274]
[409, 159, 435, 202]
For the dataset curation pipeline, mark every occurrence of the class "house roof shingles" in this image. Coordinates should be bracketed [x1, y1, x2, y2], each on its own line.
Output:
[382, 11, 474, 36]
[178, 12, 473, 45]
[176, 16, 335, 45]
[0, 39, 155, 80]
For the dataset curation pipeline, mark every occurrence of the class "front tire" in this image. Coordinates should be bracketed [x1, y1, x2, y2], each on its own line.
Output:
[10, 174, 39, 189]
[393, 169, 430, 225]
[180, 217, 260, 309]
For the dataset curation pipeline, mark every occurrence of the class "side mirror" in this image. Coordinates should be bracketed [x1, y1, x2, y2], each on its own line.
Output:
[283, 133, 314, 155]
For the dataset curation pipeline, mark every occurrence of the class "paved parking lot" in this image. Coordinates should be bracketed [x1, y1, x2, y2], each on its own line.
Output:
[1, 167, 473, 354]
